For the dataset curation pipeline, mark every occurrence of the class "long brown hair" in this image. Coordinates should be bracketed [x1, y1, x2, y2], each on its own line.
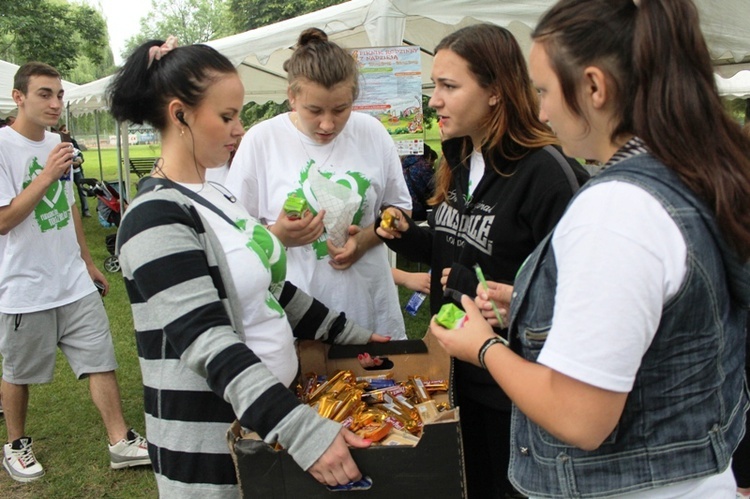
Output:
[533, 0, 750, 259]
[429, 24, 557, 205]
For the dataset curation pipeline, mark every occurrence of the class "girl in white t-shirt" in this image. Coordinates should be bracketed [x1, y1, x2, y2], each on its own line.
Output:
[226, 28, 412, 340]
[430, 1, 750, 498]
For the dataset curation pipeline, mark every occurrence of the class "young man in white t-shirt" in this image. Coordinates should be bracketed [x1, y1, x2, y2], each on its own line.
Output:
[0, 62, 150, 482]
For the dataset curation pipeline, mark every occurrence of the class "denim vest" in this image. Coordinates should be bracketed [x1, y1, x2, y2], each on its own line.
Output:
[508, 153, 750, 498]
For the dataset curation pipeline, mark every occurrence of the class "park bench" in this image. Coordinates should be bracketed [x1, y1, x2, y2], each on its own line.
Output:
[126, 157, 158, 178]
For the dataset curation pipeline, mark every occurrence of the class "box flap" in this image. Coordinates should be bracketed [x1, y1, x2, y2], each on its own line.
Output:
[298, 332, 451, 382]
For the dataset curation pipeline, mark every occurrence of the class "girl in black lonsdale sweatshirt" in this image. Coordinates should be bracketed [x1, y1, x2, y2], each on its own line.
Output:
[377, 24, 588, 498]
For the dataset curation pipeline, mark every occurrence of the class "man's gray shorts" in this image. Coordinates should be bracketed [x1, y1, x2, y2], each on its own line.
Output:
[0, 291, 118, 384]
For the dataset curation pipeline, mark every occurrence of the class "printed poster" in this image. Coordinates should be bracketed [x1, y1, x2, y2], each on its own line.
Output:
[351, 46, 424, 156]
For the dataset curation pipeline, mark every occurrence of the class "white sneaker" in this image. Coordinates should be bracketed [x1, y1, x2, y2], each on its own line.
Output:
[108, 429, 151, 469]
[3, 437, 45, 482]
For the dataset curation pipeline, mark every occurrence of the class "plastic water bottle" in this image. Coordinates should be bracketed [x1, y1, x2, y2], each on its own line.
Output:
[405, 269, 430, 316]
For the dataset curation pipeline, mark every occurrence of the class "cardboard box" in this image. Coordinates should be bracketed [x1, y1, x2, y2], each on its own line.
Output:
[228, 334, 466, 498]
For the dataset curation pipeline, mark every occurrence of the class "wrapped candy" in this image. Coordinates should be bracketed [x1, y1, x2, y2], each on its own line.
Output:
[408, 375, 432, 403]
[423, 379, 449, 393]
[380, 210, 400, 230]
[315, 395, 343, 419]
[301, 368, 449, 442]
[331, 388, 364, 423]
[283, 194, 308, 220]
[307, 370, 354, 404]
[382, 404, 421, 435]
[415, 400, 440, 423]
[349, 407, 393, 442]
[361, 383, 410, 404]
[298, 372, 320, 403]
[434, 303, 468, 329]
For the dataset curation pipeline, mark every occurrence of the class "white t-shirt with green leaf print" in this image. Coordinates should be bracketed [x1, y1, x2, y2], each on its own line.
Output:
[0, 127, 95, 314]
[227, 112, 412, 339]
[184, 182, 298, 387]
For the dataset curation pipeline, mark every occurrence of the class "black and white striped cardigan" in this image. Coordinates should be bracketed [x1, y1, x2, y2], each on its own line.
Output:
[117, 183, 371, 498]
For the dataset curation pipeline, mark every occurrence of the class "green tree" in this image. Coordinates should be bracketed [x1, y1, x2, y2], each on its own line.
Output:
[0, 0, 109, 78]
[123, 0, 232, 59]
[240, 100, 288, 128]
[722, 97, 750, 124]
[227, 0, 344, 32]
[422, 95, 436, 130]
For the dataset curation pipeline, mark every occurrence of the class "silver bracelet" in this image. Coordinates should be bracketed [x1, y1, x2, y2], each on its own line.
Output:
[478, 336, 507, 370]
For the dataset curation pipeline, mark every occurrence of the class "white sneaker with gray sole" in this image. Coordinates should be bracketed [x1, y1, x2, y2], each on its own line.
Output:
[108, 429, 151, 469]
[3, 436, 45, 482]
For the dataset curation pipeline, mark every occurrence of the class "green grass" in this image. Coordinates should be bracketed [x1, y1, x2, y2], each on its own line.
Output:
[0, 144, 432, 497]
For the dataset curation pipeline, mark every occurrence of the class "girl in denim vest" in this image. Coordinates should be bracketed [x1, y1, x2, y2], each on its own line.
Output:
[431, 0, 750, 497]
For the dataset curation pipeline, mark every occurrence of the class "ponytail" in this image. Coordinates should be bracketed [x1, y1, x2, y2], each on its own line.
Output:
[632, 0, 750, 259]
[108, 40, 236, 130]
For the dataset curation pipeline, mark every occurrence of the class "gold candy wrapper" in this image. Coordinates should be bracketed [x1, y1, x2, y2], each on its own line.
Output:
[380, 210, 400, 230]
[349, 406, 393, 442]
[315, 395, 343, 419]
[307, 370, 354, 404]
[349, 407, 387, 432]
[382, 395, 422, 435]
[408, 376, 432, 403]
[383, 407, 421, 435]
[302, 370, 447, 442]
[331, 389, 364, 423]
[423, 379, 449, 393]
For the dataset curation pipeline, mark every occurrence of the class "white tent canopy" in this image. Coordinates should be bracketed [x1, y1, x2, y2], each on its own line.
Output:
[0, 60, 79, 116]
[206, 0, 750, 104]
[205, 0, 543, 103]
[716, 70, 750, 100]
[64, 75, 112, 117]
[66, 0, 750, 114]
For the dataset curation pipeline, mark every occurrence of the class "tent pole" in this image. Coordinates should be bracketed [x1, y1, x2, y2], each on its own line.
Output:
[95, 111, 103, 180]
[116, 121, 125, 217]
[121, 121, 131, 204]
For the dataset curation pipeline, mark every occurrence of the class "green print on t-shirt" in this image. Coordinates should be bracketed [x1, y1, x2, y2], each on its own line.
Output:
[234, 218, 285, 317]
[291, 160, 372, 259]
[23, 157, 71, 232]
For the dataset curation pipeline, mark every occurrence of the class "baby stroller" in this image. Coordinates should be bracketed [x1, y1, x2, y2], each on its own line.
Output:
[78, 178, 127, 272]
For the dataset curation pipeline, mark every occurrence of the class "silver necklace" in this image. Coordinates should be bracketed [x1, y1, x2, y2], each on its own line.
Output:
[291, 114, 338, 168]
